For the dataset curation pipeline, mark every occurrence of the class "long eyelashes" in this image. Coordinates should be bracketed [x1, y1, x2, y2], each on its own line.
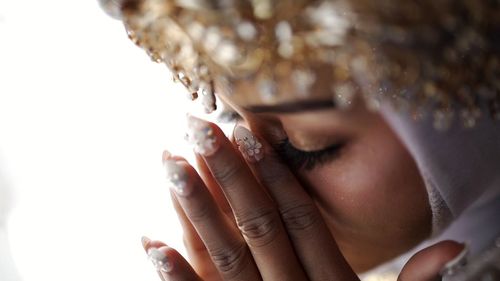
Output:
[274, 138, 343, 170]
[224, 113, 342, 170]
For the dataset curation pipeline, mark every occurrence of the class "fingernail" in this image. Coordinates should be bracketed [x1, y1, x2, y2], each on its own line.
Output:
[141, 236, 151, 249]
[440, 243, 469, 277]
[147, 247, 173, 273]
[185, 115, 219, 156]
[234, 126, 264, 163]
[162, 150, 173, 162]
[163, 157, 192, 196]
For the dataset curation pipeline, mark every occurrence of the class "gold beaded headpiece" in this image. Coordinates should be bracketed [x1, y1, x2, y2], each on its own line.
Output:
[99, 0, 500, 130]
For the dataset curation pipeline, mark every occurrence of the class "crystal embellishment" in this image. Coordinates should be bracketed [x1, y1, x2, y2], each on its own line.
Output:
[148, 248, 173, 273]
[186, 115, 219, 156]
[101, 0, 500, 130]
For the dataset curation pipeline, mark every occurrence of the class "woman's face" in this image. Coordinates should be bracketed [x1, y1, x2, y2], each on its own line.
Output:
[219, 88, 432, 272]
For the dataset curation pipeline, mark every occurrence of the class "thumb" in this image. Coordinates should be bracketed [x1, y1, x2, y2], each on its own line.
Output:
[398, 240, 467, 281]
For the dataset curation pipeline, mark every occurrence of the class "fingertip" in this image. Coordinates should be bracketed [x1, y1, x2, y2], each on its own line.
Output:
[141, 236, 151, 249]
[148, 246, 175, 273]
[434, 239, 466, 251]
[162, 150, 187, 163]
[234, 125, 265, 163]
[164, 158, 195, 197]
[440, 241, 469, 276]
[141, 238, 168, 253]
[186, 114, 225, 157]
[155, 246, 203, 280]
[400, 240, 466, 281]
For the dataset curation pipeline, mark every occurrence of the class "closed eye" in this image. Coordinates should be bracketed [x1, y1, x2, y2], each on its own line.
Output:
[274, 138, 344, 171]
[223, 110, 343, 170]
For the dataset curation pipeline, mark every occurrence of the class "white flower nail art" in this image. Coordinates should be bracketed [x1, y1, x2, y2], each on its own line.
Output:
[148, 248, 173, 273]
[163, 157, 191, 196]
[186, 115, 219, 156]
[234, 126, 264, 162]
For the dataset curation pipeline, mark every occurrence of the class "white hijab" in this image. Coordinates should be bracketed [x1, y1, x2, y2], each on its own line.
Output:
[381, 104, 500, 255]
[360, 105, 500, 279]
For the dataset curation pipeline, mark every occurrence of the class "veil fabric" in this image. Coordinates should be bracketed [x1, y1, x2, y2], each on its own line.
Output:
[381, 104, 500, 255]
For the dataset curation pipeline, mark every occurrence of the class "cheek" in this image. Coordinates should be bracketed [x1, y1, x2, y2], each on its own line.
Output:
[301, 124, 431, 241]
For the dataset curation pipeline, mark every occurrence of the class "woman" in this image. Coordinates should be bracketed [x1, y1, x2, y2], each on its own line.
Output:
[99, 0, 500, 280]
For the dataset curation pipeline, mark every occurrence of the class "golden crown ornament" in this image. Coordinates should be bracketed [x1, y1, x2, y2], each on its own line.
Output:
[99, 0, 500, 130]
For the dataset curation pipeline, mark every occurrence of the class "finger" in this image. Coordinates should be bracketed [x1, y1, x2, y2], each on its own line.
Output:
[164, 156, 262, 280]
[170, 191, 221, 280]
[399, 240, 466, 281]
[142, 238, 169, 281]
[195, 154, 234, 220]
[186, 115, 307, 281]
[163, 151, 222, 280]
[234, 125, 358, 281]
[141, 237, 203, 281]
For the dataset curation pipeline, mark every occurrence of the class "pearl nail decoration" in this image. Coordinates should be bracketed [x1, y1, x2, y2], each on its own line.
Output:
[186, 115, 219, 156]
[148, 248, 173, 273]
[163, 156, 191, 196]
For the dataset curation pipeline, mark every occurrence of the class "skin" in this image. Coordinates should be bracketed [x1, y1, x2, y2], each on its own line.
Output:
[107, 0, 489, 279]
[144, 37, 461, 280]
[222, 90, 432, 272]
[144, 105, 465, 281]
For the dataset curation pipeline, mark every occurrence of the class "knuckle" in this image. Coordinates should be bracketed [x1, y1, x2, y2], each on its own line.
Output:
[280, 202, 320, 235]
[186, 201, 212, 224]
[260, 169, 290, 188]
[236, 208, 281, 247]
[259, 157, 293, 187]
[209, 242, 249, 278]
[183, 235, 205, 253]
[211, 163, 245, 188]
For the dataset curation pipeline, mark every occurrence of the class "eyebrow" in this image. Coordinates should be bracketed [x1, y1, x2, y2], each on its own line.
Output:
[243, 99, 336, 114]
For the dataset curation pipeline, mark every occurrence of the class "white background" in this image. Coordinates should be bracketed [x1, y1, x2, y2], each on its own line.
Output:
[0, 1, 217, 280]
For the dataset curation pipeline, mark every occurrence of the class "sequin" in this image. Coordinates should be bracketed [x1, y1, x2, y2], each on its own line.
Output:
[103, 0, 500, 130]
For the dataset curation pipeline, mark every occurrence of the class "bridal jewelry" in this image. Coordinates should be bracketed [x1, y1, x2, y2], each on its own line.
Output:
[100, 0, 500, 130]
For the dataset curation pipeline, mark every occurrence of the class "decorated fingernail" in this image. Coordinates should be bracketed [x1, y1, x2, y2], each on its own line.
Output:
[162, 153, 192, 196]
[141, 236, 151, 249]
[234, 126, 264, 163]
[185, 115, 219, 156]
[440, 244, 469, 277]
[148, 247, 173, 273]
